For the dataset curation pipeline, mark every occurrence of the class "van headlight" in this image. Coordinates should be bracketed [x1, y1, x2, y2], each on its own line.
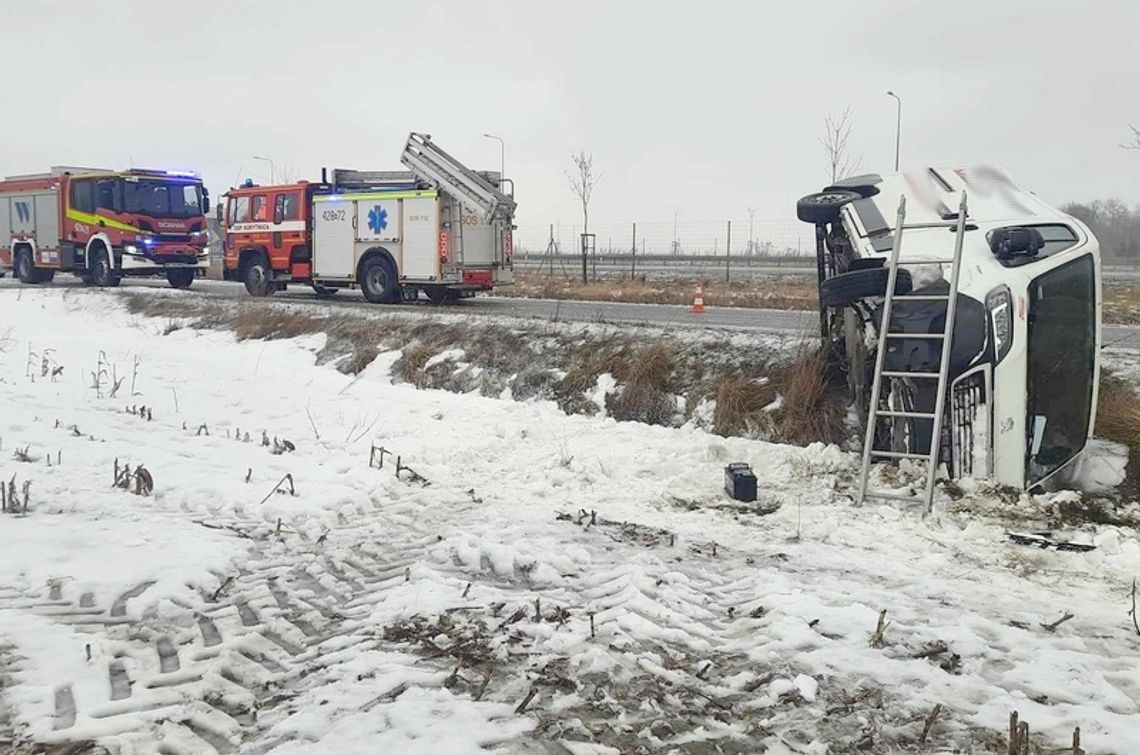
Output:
[125, 244, 139, 254]
[985, 285, 1013, 363]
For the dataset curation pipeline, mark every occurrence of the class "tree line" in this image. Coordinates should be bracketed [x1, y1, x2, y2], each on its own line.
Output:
[1060, 199, 1140, 262]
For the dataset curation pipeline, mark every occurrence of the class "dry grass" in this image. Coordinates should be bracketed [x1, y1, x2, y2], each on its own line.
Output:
[232, 308, 326, 342]
[1103, 282, 1140, 326]
[501, 272, 818, 311]
[774, 347, 847, 446]
[338, 344, 379, 375]
[606, 344, 676, 424]
[395, 343, 439, 386]
[506, 274, 1140, 326]
[116, 292, 854, 447]
[1096, 376, 1140, 447]
[1095, 374, 1140, 500]
[712, 376, 777, 438]
[708, 347, 847, 445]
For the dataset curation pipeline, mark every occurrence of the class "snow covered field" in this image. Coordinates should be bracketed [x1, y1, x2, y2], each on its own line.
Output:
[1, 288, 1139, 754]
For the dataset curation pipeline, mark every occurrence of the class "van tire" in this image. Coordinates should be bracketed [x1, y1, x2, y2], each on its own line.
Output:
[243, 255, 274, 297]
[91, 248, 120, 288]
[797, 190, 862, 224]
[359, 255, 398, 304]
[820, 268, 912, 308]
[166, 268, 195, 289]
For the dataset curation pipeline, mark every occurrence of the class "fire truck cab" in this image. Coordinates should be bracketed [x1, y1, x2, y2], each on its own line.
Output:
[222, 133, 515, 302]
[0, 167, 210, 288]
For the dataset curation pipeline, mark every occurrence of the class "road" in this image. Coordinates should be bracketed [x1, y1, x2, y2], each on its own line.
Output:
[6, 276, 1140, 349]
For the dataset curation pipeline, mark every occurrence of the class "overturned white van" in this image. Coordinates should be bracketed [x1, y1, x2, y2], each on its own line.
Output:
[797, 167, 1101, 490]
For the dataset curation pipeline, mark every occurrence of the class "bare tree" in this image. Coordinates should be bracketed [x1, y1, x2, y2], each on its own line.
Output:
[567, 151, 602, 283]
[1121, 124, 1140, 151]
[818, 107, 862, 183]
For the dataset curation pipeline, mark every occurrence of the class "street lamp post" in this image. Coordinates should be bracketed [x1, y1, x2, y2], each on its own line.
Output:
[483, 133, 505, 183]
[253, 155, 276, 184]
[886, 91, 901, 171]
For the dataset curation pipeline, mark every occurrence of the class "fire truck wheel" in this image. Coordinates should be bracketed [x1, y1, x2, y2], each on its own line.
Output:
[15, 251, 38, 284]
[243, 257, 274, 297]
[166, 268, 195, 290]
[91, 249, 121, 288]
[359, 256, 398, 304]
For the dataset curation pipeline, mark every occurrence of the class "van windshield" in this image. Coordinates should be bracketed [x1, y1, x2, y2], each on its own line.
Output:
[1025, 254, 1096, 484]
[123, 180, 203, 218]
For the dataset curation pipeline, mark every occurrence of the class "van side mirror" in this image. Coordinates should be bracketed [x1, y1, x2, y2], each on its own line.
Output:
[215, 202, 224, 224]
[989, 227, 1043, 260]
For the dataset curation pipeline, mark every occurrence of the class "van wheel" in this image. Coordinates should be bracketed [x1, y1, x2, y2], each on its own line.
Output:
[15, 251, 38, 284]
[359, 256, 397, 303]
[797, 189, 861, 224]
[91, 248, 120, 288]
[166, 268, 195, 289]
[820, 268, 912, 308]
[243, 256, 274, 297]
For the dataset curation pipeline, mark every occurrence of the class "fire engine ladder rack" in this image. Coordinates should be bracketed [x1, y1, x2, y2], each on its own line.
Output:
[856, 191, 969, 513]
[400, 133, 517, 225]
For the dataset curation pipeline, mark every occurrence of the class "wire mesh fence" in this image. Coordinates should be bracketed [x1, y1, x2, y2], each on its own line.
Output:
[514, 220, 815, 280]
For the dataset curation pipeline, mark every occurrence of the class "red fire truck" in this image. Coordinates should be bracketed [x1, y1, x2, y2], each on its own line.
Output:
[0, 167, 210, 288]
[221, 133, 515, 302]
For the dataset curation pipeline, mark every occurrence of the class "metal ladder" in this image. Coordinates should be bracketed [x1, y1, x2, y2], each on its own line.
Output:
[856, 191, 969, 512]
[400, 133, 517, 224]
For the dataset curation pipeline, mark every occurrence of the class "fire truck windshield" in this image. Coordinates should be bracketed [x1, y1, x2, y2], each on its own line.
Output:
[123, 180, 203, 218]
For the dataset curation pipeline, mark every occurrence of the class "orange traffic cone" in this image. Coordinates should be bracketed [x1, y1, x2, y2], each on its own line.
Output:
[691, 284, 706, 314]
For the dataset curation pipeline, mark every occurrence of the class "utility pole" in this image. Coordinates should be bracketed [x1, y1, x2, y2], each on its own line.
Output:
[887, 91, 902, 171]
[253, 155, 275, 184]
[725, 220, 732, 282]
[672, 210, 679, 255]
[483, 133, 505, 182]
[747, 208, 755, 257]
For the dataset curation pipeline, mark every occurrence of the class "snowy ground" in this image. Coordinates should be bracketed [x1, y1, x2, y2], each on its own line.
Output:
[1, 288, 1139, 754]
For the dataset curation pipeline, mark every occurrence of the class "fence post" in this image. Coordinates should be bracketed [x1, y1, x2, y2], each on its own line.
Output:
[631, 222, 637, 280]
[725, 220, 732, 282]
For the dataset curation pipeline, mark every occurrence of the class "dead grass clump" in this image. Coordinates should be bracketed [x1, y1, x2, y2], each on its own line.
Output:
[393, 342, 438, 386]
[771, 346, 848, 446]
[232, 308, 326, 341]
[1095, 374, 1140, 498]
[1096, 375, 1140, 447]
[500, 272, 819, 310]
[606, 344, 676, 425]
[552, 344, 629, 416]
[712, 376, 777, 437]
[338, 345, 379, 375]
[512, 364, 559, 401]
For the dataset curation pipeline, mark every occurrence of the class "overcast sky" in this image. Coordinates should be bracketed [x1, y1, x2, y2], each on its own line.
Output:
[3, 0, 1139, 233]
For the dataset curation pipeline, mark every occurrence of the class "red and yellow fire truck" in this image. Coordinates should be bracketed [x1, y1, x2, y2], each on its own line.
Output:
[221, 133, 515, 302]
[0, 166, 210, 288]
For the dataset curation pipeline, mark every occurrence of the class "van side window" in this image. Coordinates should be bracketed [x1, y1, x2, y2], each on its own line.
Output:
[70, 179, 95, 213]
[251, 195, 270, 222]
[232, 196, 250, 223]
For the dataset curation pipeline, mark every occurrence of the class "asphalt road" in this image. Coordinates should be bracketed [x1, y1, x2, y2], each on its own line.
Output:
[6, 275, 1140, 349]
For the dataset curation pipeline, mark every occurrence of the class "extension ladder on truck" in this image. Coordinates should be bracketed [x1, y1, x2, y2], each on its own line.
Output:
[400, 133, 516, 224]
[856, 192, 970, 513]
